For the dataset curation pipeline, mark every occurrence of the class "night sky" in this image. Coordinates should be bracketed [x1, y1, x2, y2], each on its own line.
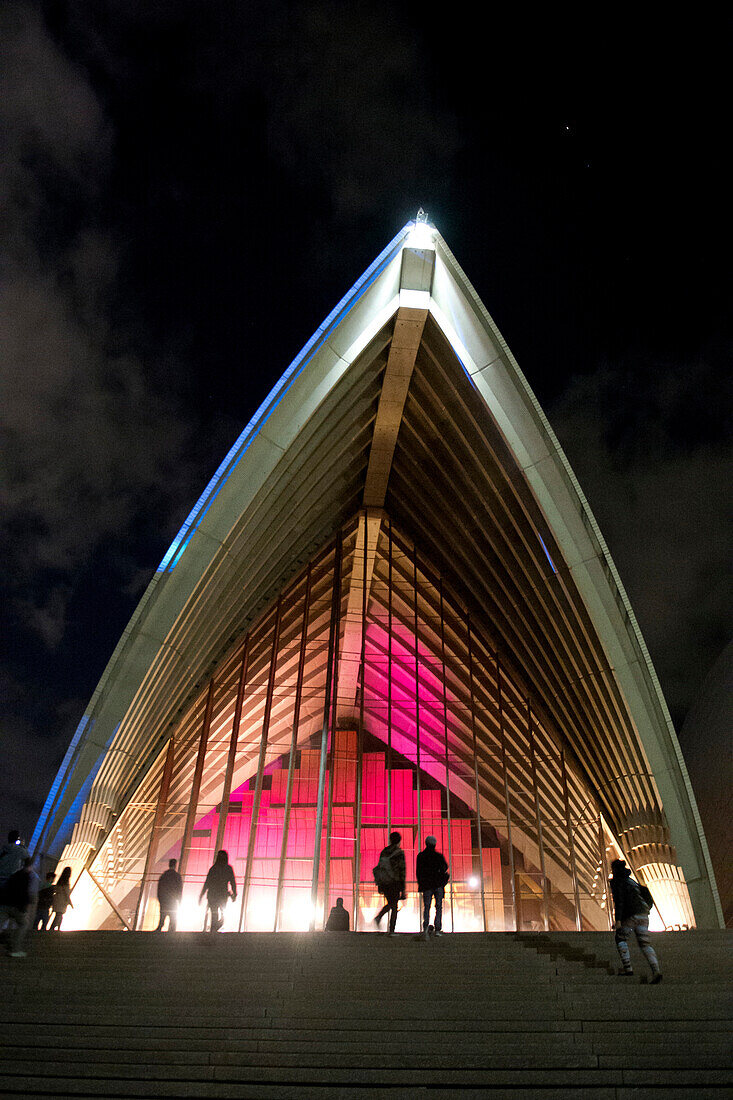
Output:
[1, 4, 730, 917]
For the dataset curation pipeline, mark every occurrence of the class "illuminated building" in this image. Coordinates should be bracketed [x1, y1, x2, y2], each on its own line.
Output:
[32, 217, 723, 933]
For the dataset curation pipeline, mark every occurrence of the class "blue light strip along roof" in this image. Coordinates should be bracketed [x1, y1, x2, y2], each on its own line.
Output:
[157, 223, 412, 573]
[44, 725, 119, 858]
[538, 533, 559, 574]
[30, 716, 93, 854]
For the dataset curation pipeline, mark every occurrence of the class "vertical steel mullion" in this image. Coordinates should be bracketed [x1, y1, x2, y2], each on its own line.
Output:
[494, 655, 518, 931]
[526, 699, 550, 932]
[560, 748, 583, 931]
[322, 538, 345, 930]
[597, 812, 613, 931]
[412, 542, 422, 867]
[178, 677, 216, 888]
[438, 578, 455, 931]
[353, 516, 368, 932]
[466, 615, 487, 932]
[322, 697, 338, 929]
[134, 735, 176, 930]
[274, 567, 312, 931]
[239, 599, 283, 931]
[214, 636, 250, 857]
[386, 517, 393, 835]
[310, 532, 343, 930]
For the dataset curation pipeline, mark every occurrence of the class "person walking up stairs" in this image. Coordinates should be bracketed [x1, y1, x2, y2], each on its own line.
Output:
[416, 834, 449, 939]
[610, 858, 663, 982]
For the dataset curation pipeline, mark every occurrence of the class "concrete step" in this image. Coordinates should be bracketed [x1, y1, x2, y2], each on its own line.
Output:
[2, 1037, 730, 1062]
[0, 930, 729, 1099]
[3, 1086, 732, 1100]
[0, 1080, 626, 1099]
[0, 1015, 586, 1034]
[1, 1021, 730, 1043]
[3, 1063, 728, 1089]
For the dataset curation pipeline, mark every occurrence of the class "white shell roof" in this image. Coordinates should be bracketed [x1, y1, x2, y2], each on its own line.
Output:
[33, 220, 722, 928]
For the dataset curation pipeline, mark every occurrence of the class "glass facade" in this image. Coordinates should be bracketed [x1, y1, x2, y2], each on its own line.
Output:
[88, 514, 613, 934]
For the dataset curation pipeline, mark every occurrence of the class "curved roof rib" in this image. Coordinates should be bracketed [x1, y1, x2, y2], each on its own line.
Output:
[34, 219, 722, 928]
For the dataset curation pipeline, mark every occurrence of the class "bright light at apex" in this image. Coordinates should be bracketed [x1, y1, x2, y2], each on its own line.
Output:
[405, 221, 435, 251]
[467, 875, 480, 889]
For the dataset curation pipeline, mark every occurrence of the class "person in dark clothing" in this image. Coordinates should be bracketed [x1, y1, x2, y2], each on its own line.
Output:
[0, 831, 29, 892]
[374, 831, 406, 935]
[610, 858, 662, 982]
[325, 896, 350, 931]
[50, 866, 73, 931]
[36, 873, 56, 931]
[1, 857, 37, 956]
[416, 835, 449, 938]
[199, 850, 237, 932]
[156, 859, 183, 931]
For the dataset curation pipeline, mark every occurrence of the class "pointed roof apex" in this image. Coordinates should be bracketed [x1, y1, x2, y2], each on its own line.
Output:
[406, 208, 436, 251]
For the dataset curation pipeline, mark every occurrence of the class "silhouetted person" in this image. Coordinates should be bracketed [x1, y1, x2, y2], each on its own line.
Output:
[610, 858, 662, 983]
[36, 873, 56, 931]
[373, 831, 406, 934]
[1, 857, 37, 956]
[0, 831, 29, 892]
[199, 850, 236, 932]
[50, 866, 73, 931]
[325, 896, 350, 931]
[156, 859, 182, 931]
[416, 835, 449, 938]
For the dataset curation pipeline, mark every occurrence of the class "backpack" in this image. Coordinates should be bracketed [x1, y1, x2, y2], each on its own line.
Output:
[629, 878, 655, 911]
[373, 852, 396, 890]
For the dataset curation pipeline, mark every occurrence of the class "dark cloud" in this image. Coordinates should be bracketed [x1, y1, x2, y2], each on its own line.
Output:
[249, 2, 460, 221]
[680, 641, 733, 926]
[0, 666, 84, 840]
[0, 2, 196, 839]
[550, 354, 732, 725]
[0, 2, 728, 886]
[0, 2, 191, 641]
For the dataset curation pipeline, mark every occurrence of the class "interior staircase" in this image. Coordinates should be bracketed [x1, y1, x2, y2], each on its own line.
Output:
[0, 929, 730, 1098]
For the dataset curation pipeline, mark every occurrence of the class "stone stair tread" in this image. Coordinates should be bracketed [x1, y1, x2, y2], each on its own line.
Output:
[0, 1063, 622, 1084]
[0, 1017, 584, 1034]
[1, 929, 729, 1097]
[0, 1083, 622, 1100]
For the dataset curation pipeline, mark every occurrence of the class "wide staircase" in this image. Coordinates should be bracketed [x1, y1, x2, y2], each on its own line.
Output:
[0, 929, 730, 1098]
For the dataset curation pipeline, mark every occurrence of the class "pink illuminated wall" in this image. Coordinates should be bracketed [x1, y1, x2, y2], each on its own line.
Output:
[176, 728, 501, 932]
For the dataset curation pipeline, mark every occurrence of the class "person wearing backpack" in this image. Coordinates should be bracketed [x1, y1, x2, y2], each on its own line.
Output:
[610, 858, 662, 982]
[373, 831, 406, 934]
[416, 835, 449, 938]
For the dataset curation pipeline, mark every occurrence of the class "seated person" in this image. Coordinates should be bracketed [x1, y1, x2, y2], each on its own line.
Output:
[325, 896, 350, 931]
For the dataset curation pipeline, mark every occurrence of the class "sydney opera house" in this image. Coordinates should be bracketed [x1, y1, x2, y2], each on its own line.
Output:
[31, 217, 723, 935]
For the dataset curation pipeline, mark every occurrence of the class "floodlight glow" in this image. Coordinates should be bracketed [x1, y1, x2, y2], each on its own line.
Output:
[60, 869, 96, 931]
[405, 221, 436, 250]
[286, 895, 316, 929]
[177, 897, 201, 931]
[467, 875, 480, 889]
[247, 889, 277, 931]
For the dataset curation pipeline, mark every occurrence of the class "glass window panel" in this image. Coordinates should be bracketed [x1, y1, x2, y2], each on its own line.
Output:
[89, 522, 617, 941]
